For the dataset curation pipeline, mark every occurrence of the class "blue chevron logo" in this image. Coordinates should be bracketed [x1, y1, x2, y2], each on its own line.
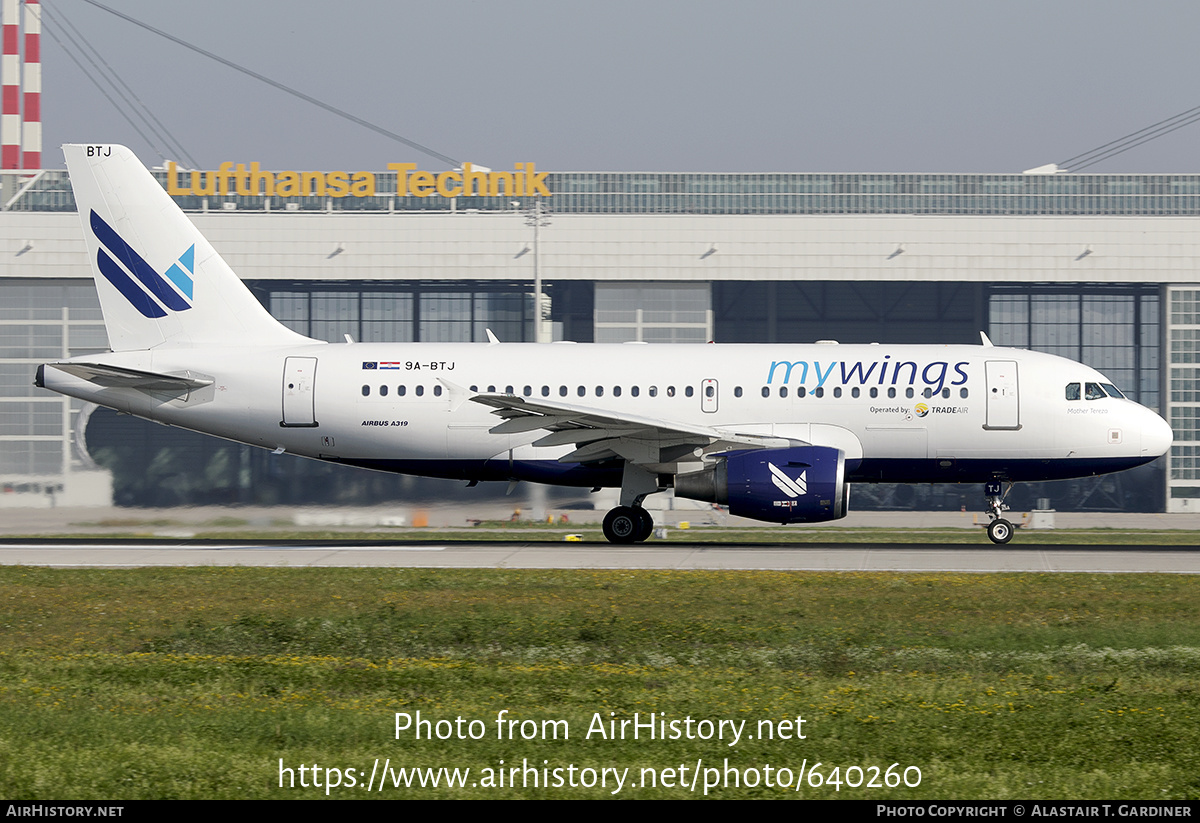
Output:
[90, 210, 194, 319]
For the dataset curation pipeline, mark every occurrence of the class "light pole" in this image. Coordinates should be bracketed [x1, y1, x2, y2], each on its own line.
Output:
[521, 198, 551, 342]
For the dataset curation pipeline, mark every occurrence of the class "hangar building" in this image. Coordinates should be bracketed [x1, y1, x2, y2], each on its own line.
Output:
[0, 163, 1195, 512]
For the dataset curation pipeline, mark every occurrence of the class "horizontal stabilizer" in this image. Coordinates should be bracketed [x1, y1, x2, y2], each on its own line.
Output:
[46, 362, 213, 391]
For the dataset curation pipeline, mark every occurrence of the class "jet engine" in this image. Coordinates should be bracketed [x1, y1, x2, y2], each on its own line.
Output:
[674, 445, 849, 524]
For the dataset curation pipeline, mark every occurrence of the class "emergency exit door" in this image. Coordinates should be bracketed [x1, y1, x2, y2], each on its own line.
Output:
[281, 357, 318, 427]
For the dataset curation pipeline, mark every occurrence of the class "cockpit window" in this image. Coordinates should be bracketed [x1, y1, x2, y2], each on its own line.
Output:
[1065, 382, 1081, 401]
[1085, 382, 1105, 400]
[1102, 383, 1125, 399]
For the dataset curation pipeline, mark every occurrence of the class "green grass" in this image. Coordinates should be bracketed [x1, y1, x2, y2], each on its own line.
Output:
[1, 567, 1199, 798]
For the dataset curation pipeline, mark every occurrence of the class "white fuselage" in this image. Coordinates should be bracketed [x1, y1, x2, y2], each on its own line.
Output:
[41, 341, 1172, 488]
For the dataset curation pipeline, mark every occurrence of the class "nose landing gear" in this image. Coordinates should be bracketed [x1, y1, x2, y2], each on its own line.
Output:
[984, 479, 1014, 544]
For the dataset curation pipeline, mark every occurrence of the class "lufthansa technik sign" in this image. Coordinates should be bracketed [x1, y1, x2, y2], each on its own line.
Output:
[165, 161, 550, 199]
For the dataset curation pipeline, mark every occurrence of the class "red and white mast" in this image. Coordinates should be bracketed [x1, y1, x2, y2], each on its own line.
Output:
[21, 0, 39, 169]
[1, 0, 19, 169]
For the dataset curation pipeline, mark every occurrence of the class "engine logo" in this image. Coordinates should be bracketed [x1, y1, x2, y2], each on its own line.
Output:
[768, 462, 806, 498]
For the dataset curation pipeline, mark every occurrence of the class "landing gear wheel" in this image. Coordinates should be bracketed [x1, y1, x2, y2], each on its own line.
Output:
[987, 518, 1014, 545]
[635, 508, 654, 542]
[603, 506, 640, 544]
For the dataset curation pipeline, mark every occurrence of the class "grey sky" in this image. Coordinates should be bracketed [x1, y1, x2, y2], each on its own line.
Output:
[38, 0, 1200, 173]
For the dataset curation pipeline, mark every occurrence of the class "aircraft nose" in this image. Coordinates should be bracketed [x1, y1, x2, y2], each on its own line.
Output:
[1141, 408, 1173, 458]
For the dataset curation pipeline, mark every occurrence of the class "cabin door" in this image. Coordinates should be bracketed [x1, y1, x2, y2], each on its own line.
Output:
[984, 360, 1020, 430]
[701, 379, 719, 413]
[281, 356, 319, 427]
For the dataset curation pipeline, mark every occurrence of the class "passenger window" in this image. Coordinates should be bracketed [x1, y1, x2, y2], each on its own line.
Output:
[734, 386, 742, 398]
[613, 386, 622, 397]
[470, 385, 478, 392]
[922, 388, 932, 399]
[851, 387, 860, 398]
[959, 388, 968, 399]
[869, 387, 878, 398]
[780, 386, 788, 398]
[577, 386, 585, 397]
[704, 385, 714, 398]
[434, 385, 443, 397]
[361, 385, 370, 397]
[631, 386, 640, 397]
[762, 386, 770, 398]
[523, 386, 532, 397]
[505, 385, 514, 395]
[887, 387, 896, 399]
[685, 386, 694, 398]
[941, 388, 950, 399]
[416, 385, 425, 397]
[667, 386, 676, 397]
[796, 387, 806, 398]
[380, 385, 388, 397]
[596, 386, 604, 397]
[559, 386, 567, 397]
[1085, 382, 1104, 400]
[398, 385, 407, 396]
[487, 385, 496, 393]
[813, 387, 824, 398]
[833, 387, 842, 398]
[1066, 383, 1081, 401]
[541, 385, 550, 397]
[649, 386, 658, 397]
[905, 388, 914, 399]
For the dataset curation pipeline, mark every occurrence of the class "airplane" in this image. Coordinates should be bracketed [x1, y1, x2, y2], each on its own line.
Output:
[35, 145, 1174, 545]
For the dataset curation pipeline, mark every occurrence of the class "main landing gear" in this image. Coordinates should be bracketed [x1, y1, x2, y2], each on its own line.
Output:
[602, 505, 654, 544]
[602, 462, 662, 544]
[984, 479, 1014, 544]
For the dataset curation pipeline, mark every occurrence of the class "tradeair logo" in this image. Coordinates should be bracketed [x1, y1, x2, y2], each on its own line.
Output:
[768, 462, 807, 498]
[90, 210, 195, 319]
[914, 403, 930, 418]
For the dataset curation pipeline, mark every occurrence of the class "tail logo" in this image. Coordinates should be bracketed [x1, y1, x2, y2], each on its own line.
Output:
[90, 210, 194, 319]
[768, 462, 807, 498]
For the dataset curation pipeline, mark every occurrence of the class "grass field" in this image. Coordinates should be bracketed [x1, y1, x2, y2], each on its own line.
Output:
[1, 566, 1199, 799]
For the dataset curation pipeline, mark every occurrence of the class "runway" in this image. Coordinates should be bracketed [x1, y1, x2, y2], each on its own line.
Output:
[1, 539, 1198, 573]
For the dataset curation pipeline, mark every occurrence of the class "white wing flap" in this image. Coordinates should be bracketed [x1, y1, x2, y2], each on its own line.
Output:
[472, 394, 721, 441]
[470, 393, 798, 467]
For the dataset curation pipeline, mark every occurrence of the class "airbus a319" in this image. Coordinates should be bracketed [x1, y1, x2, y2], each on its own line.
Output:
[36, 145, 1174, 544]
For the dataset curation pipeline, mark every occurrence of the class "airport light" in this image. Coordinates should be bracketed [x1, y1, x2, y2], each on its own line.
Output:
[520, 198, 552, 342]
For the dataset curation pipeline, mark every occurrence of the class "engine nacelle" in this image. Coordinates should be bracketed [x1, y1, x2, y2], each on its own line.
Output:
[674, 445, 849, 524]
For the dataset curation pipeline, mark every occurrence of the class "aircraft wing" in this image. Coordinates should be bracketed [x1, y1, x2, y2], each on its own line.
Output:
[45, 362, 214, 391]
[470, 393, 796, 467]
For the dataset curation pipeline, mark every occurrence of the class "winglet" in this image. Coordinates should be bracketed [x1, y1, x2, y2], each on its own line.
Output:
[980, 331, 994, 347]
[485, 329, 500, 344]
[436, 377, 472, 412]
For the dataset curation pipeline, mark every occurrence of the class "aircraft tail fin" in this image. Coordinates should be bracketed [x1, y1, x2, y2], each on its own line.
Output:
[63, 144, 311, 352]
